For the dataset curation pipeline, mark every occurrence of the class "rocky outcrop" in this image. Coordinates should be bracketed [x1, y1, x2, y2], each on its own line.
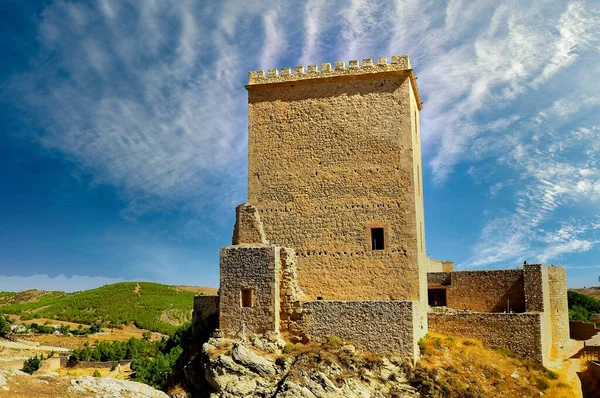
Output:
[0, 368, 168, 397]
[200, 335, 419, 398]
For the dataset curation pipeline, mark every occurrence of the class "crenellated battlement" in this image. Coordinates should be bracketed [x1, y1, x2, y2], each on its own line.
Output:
[248, 55, 411, 84]
[247, 55, 421, 108]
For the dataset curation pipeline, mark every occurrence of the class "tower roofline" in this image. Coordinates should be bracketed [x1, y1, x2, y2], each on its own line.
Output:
[245, 55, 423, 110]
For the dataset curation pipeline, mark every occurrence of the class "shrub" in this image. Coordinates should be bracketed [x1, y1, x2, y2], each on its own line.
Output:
[22, 355, 42, 374]
[535, 376, 550, 391]
[92, 370, 101, 377]
[418, 339, 427, 355]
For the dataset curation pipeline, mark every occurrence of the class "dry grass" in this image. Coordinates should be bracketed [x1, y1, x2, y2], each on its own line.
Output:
[573, 287, 600, 301]
[414, 334, 578, 398]
[172, 286, 218, 295]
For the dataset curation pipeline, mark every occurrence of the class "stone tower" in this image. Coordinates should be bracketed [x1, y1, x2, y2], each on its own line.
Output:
[245, 56, 427, 307]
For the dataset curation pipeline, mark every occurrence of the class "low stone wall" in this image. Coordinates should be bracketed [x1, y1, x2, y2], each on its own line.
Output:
[429, 311, 546, 364]
[302, 300, 420, 362]
[570, 321, 600, 341]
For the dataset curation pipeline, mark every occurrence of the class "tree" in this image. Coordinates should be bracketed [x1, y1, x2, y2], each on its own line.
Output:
[22, 355, 42, 374]
[0, 314, 11, 336]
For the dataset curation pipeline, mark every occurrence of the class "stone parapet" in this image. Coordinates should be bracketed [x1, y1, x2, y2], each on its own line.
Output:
[247, 55, 422, 110]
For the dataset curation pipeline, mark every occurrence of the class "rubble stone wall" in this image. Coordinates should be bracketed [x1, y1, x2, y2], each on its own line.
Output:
[428, 270, 526, 313]
[429, 311, 546, 364]
[219, 245, 281, 337]
[302, 300, 420, 362]
[247, 65, 425, 303]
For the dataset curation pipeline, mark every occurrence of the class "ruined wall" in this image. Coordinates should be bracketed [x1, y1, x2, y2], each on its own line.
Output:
[429, 311, 547, 364]
[246, 57, 425, 303]
[428, 270, 526, 313]
[232, 203, 267, 245]
[548, 266, 569, 348]
[278, 247, 305, 337]
[302, 300, 420, 362]
[219, 245, 281, 337]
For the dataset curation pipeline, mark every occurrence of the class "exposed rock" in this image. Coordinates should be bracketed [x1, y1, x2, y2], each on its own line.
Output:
[199, 337, 419, 398]
[69, 376, 169, 397]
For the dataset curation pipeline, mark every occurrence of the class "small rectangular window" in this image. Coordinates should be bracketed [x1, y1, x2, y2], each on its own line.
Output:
[241, 289, 254, 308]
[371, 228, 385, 250]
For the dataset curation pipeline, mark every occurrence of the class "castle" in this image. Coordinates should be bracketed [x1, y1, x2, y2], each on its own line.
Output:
[194, 56, 569, 365]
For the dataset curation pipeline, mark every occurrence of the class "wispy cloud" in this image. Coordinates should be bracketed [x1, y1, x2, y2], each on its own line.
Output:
[3, 0, 600, 275]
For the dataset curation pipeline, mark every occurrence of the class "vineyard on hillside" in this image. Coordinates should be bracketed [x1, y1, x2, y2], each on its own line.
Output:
[0, 282, 212, 334]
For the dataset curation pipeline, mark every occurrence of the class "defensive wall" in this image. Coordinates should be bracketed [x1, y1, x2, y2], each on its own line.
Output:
[301, 300, 422, 361]
[427, 264, 569, 364]
[428, 311, 546, 364]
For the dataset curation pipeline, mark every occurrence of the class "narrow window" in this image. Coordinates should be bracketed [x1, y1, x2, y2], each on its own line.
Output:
[371, 228, 385, 251]
[241, 289, 254, 308]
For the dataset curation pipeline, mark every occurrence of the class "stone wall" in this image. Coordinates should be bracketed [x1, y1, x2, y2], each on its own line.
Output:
[246, 57, 426, 303]
[547, 266, 569, 347]
[427, 270, 526, 313]
[429, 311, 547, 364]
[570, 321, 600, 341]
[219, 245, 281, 337]
[523, 264, 552, 359]
[302, 300, 420, 362]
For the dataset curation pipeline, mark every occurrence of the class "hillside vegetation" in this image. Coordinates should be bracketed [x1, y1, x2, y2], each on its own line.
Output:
[568, 290, 600, 323]
[0, 282, 215, 334]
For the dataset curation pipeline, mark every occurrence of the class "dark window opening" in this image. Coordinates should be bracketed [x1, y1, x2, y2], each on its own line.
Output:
[428, 288, 447, 307]
[371, 228, 385, 250]
[241, 289, 254, 308]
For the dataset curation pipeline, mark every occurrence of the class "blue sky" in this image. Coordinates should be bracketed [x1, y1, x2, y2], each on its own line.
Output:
[1, 0, 599, 292]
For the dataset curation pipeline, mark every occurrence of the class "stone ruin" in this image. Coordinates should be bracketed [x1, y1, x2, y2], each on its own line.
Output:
[193, 55, 569, 365]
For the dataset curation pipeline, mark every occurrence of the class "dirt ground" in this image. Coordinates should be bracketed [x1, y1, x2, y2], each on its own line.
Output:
[546, 339, 586, 398]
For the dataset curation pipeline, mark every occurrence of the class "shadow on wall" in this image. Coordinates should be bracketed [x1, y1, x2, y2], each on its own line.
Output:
[492, 277, 526, 313]
[570, 321, 600, 341]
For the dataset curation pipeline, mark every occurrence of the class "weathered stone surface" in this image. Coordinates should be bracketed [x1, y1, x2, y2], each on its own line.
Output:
[301, 300, 421, 361]
[219, 245, 282, 337]
[200, 337, 419, 398]
[428, 310, 545, 363]
[246, 57, 427, 306]
[231, 343, 276, 377]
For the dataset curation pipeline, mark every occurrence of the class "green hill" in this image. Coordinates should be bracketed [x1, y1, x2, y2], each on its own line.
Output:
[0, 282, 216, 334]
